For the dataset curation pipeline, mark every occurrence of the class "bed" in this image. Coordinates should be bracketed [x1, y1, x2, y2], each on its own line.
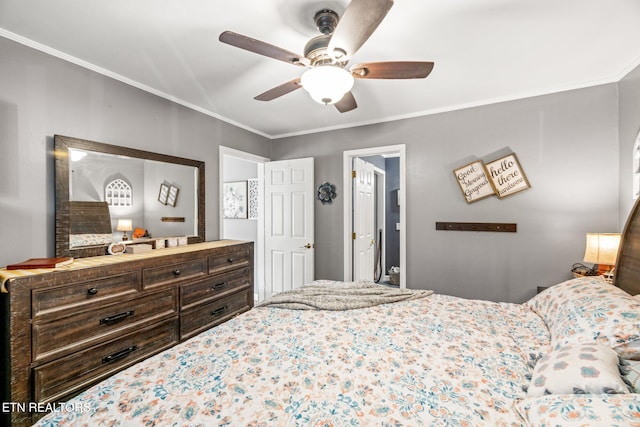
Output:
[34, 201, 640, 426]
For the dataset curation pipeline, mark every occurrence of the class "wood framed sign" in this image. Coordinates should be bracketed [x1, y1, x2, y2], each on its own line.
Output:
[453, 160, 494, 203]
[484, 153, 531, 198]
[167, 185, 179, 207]
[158, 183, 169, 205]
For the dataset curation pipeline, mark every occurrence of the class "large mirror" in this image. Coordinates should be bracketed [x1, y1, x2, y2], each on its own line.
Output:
[55, 135, 205, 258]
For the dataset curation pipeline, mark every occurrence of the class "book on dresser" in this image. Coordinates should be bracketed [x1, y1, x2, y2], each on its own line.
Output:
[6, 257, 74, 270]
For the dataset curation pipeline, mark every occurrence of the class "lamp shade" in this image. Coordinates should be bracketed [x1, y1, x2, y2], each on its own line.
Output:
[583, 233, 621, 266]
[116, 219, 133, 232]
[301, 65, 354, 105]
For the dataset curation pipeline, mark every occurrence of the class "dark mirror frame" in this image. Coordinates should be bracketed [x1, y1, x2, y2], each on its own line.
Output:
[54, 134, 205, 258]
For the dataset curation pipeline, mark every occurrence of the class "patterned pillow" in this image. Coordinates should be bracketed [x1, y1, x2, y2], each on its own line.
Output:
[527, 277, 640, 358]
[526, 343, 630, 397]
[516, 394, 640, 427]
[621, 359, 640, 392]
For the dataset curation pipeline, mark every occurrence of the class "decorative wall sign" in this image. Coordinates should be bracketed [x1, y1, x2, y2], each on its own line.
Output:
[167, 185, 179, 207]
[453, 161, 494, 203]
[158, 183, 169, 205]
[247, 178, 259, 219]
[223, 181, 247, 219]
[484, 153, 531, 198]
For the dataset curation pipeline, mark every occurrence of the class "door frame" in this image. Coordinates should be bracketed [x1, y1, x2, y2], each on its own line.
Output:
[373, 165, 386, 282]
[219, 146, 270, 300]
[343, 145, 406, 288]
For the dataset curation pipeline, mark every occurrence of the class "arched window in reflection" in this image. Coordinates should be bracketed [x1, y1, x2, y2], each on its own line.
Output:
[106, 178, 132, 207]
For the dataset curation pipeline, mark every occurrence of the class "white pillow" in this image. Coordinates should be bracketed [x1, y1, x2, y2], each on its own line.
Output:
[527, 277, 640, 359]
[526, 343, 630, 397]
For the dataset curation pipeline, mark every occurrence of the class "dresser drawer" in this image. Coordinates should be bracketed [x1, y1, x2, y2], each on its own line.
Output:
[180, 288, 251, 340]
[32, 272, 139, 318]
[209, 246, 251, 275]
[142, 258, 207, 289]
[180, 267, 251, 310]
[33, 318, 179, 403]
[32, 288, 178, 363]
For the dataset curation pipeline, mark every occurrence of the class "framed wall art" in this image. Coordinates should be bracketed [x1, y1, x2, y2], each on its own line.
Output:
[484, 153, 531, 198]
[453, 160, 494, 203]
[158, 183, 169, 205]
[167, 185, 179, 207]
[223, 181, 248, 219]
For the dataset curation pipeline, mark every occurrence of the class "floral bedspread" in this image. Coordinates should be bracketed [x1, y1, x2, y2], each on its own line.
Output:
[36, 289, 550, 426]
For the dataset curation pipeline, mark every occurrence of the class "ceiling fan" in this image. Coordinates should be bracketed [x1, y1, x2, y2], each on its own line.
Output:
[219, 0, 434, 113]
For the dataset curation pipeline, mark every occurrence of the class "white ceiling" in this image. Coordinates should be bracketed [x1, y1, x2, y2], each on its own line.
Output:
[1, 0, 639, 139]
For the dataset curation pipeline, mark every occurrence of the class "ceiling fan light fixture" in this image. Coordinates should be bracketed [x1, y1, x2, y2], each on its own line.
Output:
[300, 65, 354, 105]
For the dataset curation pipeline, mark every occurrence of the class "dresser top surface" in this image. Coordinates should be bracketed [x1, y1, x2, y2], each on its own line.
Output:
[1, 240, 252, 292]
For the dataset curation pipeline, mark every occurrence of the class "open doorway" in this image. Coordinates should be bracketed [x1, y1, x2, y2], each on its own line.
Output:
[360, 156, 402, 285]
[219, 146, 269, 302]
[220, 147, 315, 303]
[343, 145, 406, 288]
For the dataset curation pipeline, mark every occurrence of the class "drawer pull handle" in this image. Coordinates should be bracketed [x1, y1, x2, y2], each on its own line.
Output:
[100, 310, 134, 325]
[173, 269, 181, 276]
[211, 305, 228, 316]
[102, 345, 138, 364]
[87, 287, 99, 295]
[211, 282, 227, 291]
[227, 258, 234, 263]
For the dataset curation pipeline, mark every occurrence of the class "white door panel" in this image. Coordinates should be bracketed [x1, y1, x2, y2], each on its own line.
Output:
[353, 158, 375, 282]
[264, 158, 314, 298]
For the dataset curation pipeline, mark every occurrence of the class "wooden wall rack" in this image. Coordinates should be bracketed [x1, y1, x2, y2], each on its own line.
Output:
[435, 222, 517, 233]
[161, 217, 186, 222]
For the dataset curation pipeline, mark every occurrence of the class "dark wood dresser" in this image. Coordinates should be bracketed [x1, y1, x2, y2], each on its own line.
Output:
[0, 240, 253, 427]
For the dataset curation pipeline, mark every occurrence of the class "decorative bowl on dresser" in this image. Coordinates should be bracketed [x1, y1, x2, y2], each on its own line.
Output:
[0, 240, 253, 427]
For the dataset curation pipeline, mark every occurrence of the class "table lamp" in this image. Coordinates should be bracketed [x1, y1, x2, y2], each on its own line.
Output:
[583, 233, 621, 275]
[116, 219, 133, 241]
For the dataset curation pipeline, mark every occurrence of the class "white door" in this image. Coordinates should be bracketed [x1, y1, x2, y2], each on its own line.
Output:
[352, 157, 375, 281]
[264, 158, 314, 298]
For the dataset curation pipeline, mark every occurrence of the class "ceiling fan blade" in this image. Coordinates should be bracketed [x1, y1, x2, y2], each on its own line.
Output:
[351, 61, 434, 79]
[327, 0, 394, 60]
[254, 79, 302, 101]
[219, 31, 308, 67]
[335, 91, 357, 113]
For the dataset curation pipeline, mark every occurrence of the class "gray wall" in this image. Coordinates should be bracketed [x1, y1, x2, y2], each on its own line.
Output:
[619, 64, 640, 225]
[0, 37, 270, 267]
[271, 84, 620, 303]
[142, 161, 197, 239]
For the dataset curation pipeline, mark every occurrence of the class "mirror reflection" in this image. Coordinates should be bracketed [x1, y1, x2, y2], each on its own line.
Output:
[54, 135, 205, 258]
[69, 148, 198, 246]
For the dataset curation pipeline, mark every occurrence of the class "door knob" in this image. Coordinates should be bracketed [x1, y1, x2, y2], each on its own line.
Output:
[301, 243, 313, 249]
